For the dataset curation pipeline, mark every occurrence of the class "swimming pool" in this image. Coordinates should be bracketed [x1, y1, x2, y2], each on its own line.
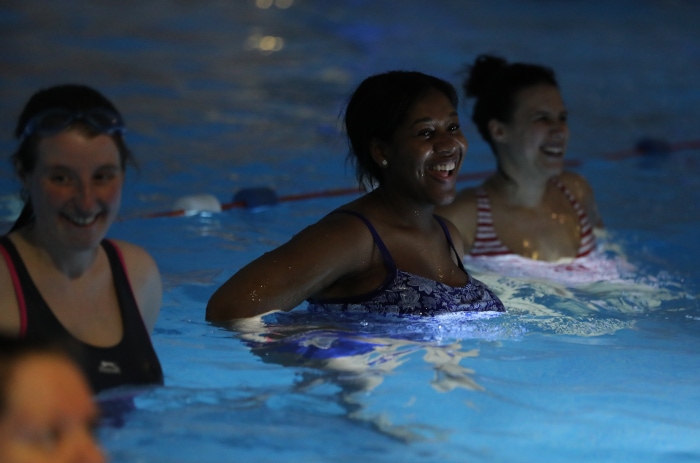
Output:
[1, 1, 699, 462]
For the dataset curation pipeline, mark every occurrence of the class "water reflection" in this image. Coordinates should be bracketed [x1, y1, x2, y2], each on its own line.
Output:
[228, 313, 487, 441]
[255, 0, 294, 9]
[245, 32, 285, 53]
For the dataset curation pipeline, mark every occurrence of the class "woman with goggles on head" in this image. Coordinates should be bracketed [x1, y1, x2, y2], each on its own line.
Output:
[0, 84, 163, 394]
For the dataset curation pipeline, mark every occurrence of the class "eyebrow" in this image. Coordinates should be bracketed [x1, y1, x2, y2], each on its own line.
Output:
[530, 107, 567, 114]
[409, 111, 459, 127]
[42, 163, 121, 171]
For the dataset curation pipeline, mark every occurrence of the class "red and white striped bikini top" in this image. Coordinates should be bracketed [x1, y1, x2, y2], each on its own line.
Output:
[470, 178, 596, 258]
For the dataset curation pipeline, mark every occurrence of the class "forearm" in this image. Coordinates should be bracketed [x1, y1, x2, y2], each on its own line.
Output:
[205, 266, 310, 321]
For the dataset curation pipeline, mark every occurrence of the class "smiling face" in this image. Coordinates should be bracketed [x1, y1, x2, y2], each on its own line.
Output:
[0, 354, 105, 463]
[377, 87, 467, 206]
[21, 129, 124, 251]
[495, 83, 569, 178]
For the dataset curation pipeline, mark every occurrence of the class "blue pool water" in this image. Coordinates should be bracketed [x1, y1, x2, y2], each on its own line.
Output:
[1, 1, 700, 462]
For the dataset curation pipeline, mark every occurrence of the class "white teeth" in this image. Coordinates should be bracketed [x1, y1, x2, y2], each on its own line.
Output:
[430, 161, 456, 172]
[543, 147, 563, 155]
[66, 214, 98, 226]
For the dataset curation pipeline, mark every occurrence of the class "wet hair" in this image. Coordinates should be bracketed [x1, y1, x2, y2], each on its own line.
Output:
[343, 70, 459, 189]
[9, 84, 134, 232]
[463, 54, 558, 150]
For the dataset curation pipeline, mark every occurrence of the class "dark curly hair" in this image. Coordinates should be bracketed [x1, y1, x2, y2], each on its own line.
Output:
[463, 54, 558, 151]
[343, 71, 459, 189]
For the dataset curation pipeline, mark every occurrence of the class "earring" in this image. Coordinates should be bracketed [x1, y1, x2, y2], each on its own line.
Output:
[381, 159, 388, 167]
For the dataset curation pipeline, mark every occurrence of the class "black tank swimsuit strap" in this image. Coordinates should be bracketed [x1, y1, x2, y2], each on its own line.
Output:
[0, 235, 39, 337]
[101, 240, 143, 331]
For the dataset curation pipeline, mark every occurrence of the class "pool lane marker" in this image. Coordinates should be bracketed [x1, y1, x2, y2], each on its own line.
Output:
[140, 137, 700, 219]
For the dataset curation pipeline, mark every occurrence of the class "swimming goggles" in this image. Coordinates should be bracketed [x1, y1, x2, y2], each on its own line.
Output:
[20, 107, 126, 140]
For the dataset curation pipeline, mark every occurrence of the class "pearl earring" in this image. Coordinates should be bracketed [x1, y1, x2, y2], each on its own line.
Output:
[381, 159, 388, 166]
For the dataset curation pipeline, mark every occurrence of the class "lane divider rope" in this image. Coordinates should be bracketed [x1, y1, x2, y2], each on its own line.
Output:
[137, 138, 700, 220]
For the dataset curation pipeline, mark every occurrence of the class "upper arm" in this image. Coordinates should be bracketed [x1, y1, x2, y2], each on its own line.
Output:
[114, 240, 162, 333]
[206, 215, 373, 321]
[435, 188, 479, 254]
[0, 251, 21, 336]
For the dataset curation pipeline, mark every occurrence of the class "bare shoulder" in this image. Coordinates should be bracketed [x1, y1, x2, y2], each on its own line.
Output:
[252, 208, 379, 283]
[558, 171, 595, 199]
[437, 187, 478, 222]
[435, 186, 480, 250]
[285, 209, 377, 266]
[557, 171, 604, 228]
[108, 239, 162, 332]
[206, 208, 378, 320]
[109, 239, 160, 281]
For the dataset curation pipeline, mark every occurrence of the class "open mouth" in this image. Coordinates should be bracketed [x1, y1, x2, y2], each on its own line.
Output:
[427, 160, 457, 179]
[62, 212, 101, 227]
[542, 146, 565, 158]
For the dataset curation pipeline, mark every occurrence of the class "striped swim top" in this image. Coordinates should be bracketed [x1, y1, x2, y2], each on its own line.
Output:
[470, 178, 596, 258]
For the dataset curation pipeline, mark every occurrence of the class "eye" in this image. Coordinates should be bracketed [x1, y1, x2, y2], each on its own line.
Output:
[51, 174, 69, 183]
[94, 167, 120, 183]
[417, 127, 434, 138]
[448, 123, 461, 133]
[48, 170, 74, 186]
[16, 424, 62, 451]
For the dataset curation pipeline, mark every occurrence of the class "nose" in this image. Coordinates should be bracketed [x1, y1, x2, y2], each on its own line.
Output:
[435, 131, 467, 155]
[551, 118, 569, 138]
[73, 181, 98, 212]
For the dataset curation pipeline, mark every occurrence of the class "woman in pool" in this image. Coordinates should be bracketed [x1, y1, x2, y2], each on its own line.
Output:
[0, 335, 106, 463]
[207, 71, 504, 320]
[0, 84, 163, 393]
[436, 54, 603, 262]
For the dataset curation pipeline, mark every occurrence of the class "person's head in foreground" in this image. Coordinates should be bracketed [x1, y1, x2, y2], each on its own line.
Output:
[0, 335, 106, 463]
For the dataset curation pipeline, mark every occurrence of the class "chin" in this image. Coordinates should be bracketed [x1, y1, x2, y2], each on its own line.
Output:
[545, 164, 564, 178]
[435, 193, 457, 207]
[59, 224, 109, 250]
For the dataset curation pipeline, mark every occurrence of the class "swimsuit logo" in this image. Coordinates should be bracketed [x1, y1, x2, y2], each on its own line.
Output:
[98, 361, 122, 375]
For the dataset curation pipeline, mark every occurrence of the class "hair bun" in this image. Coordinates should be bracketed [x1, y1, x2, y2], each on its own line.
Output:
[464, 54, 508, 98]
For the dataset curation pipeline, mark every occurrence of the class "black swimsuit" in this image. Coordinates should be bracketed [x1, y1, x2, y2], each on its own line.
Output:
[0, 236, 163, 393]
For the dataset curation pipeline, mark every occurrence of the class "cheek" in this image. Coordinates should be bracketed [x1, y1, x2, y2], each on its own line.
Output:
[98, 174, 125, 201]
[33, 182, 71, 209]
[518, 128, 543, 149]
[99, 184, 123, 210]
[104, 184, 122, 201]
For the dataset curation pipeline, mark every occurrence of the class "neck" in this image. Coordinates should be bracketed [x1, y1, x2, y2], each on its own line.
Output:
[18, 227, 100, 279]
[372, 187, 435, 230]
[489, 167, 551, 208]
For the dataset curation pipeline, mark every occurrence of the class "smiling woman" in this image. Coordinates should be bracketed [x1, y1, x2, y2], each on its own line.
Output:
[206, 70, 504, 321]
[0, 85, 163, 394]
[436, 54, 603, 262]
